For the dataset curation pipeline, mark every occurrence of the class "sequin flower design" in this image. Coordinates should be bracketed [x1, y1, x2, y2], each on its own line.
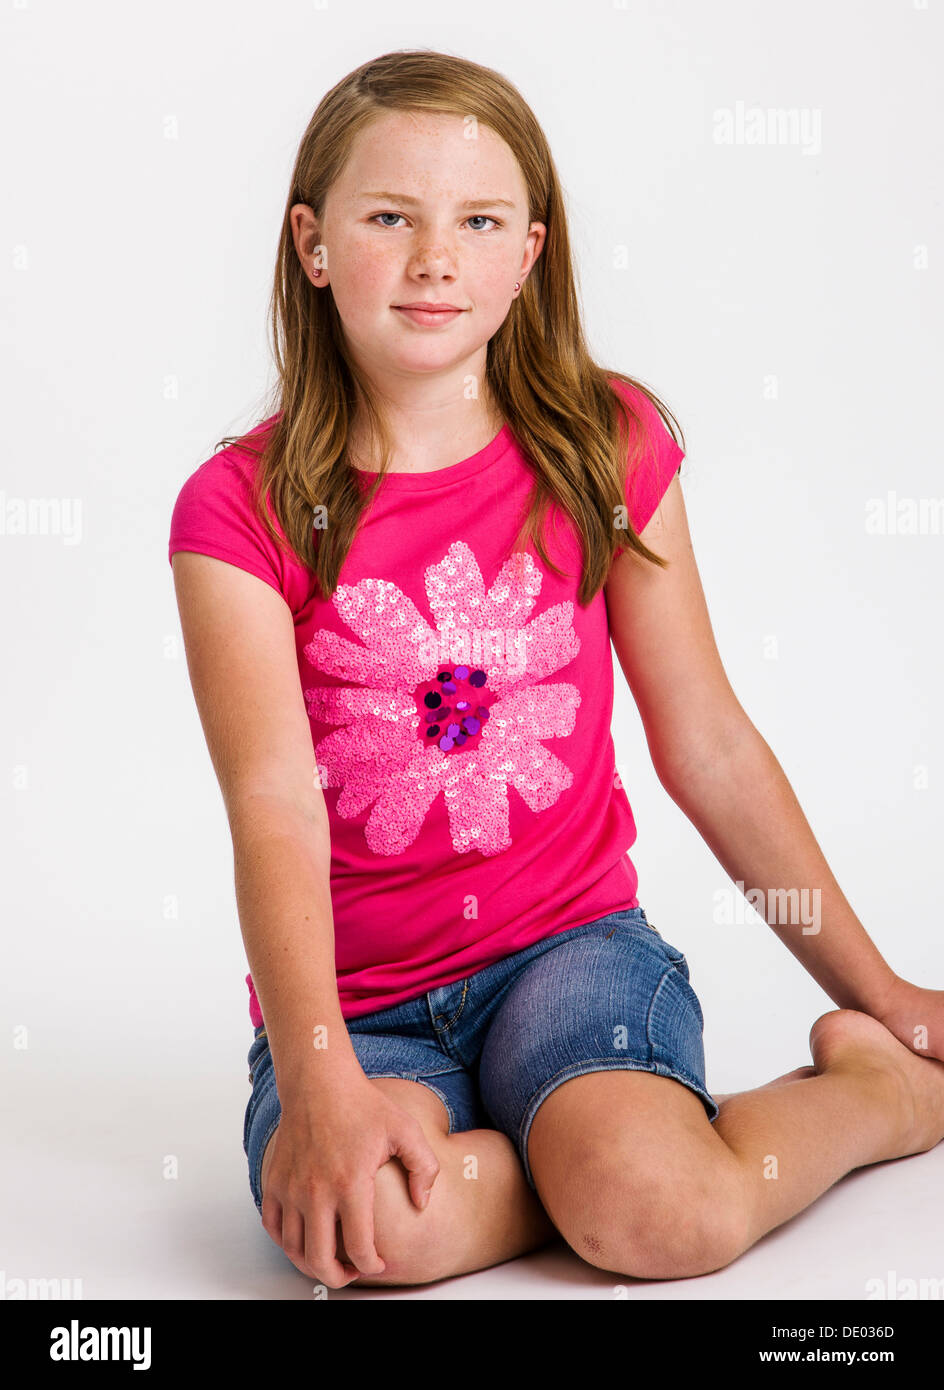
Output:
[302, 540, 582, 857]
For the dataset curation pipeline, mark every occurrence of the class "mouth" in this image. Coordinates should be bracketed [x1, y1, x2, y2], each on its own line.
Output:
[393, 303, 467, 326]
[394, 301, 465, 311]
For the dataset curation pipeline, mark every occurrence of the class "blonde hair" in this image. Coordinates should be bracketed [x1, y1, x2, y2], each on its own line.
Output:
[218, 48, 685, 606]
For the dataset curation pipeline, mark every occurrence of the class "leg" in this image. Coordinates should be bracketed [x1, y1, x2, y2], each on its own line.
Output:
[260, 1076, 557, 1286]
[527, 1009, 944, 1280]
[710, 1010, 944, 1245]
[710, 1063, 815, 1104]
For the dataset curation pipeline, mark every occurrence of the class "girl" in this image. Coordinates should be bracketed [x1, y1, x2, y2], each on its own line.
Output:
[168, 50, 944, 1291]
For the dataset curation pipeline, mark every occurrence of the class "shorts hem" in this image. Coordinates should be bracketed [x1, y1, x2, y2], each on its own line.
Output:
[250, 1112, 282, 1213]
[517, 1058, 721, 1192]
[363, 1072, 459, 1132]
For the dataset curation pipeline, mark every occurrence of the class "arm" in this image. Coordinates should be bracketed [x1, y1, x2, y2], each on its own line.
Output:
[172, 549, 360, 1103]
[171, 550, 440, 1286]
[605, 476, 904, 1025]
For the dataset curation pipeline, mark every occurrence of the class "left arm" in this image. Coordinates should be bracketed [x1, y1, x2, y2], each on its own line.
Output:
[605, 475, 938, 1056]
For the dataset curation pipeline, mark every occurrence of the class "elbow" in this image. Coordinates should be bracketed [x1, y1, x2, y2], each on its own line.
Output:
[227, 787, 331, 844]
[652, 716, 760, 804]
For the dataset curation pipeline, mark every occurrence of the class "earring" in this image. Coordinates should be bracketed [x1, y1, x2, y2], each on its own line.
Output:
[313, 268, 321, 278]
[514, 282, 520, 292]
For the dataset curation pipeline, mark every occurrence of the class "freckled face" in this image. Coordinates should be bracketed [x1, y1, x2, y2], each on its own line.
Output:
[317, 110, 542, 377]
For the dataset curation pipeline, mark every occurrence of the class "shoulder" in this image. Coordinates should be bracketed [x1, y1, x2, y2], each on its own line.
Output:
[168, 413, 311, 604]
[603, 375, 686, 537]
[173, 414, 279, 510]
[606, 375, 680, 446]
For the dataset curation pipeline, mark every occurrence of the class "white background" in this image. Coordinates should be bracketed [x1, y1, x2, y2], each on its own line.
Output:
[2, 0, 942, 1301]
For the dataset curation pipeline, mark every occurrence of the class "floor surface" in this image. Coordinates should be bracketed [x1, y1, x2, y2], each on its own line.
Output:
[5, 1035, 942, 1302]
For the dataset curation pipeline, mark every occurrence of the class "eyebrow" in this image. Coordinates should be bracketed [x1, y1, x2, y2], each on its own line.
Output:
[357, 191, 516, 210]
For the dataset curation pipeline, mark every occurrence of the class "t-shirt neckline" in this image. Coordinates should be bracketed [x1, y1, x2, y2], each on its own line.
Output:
[353, 423, 515, 492]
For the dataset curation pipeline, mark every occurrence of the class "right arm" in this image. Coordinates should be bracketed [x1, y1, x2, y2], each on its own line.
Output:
[171, 551, 440, 1283]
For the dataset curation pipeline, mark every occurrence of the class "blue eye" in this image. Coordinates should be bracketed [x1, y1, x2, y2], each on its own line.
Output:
[368, 212, 500, 231]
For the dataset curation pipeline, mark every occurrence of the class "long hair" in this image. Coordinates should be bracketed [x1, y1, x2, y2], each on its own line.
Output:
[217, 48, 685, 606]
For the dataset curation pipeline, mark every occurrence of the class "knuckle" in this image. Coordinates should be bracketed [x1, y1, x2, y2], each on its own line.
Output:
[370, 1160, 444, 1284]
[295, 1171, 325, 1197]
[343, 1242, 376, 1270]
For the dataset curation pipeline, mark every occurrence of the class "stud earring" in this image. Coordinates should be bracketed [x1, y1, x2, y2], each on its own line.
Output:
[313, 268, 321, 278]
[514, 282, 520, 292]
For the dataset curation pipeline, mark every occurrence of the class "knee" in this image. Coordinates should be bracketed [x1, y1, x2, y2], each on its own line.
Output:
[619, 1182, 749, 1279]
[343, 1153, 451, 1287]
[558, 1156, 750, 1281]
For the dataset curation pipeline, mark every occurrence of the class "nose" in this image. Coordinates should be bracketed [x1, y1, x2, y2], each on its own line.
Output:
[406, 238, 458, 281]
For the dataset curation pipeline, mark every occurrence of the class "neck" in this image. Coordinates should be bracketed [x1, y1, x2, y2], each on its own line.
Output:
[349, 395, 505, 475]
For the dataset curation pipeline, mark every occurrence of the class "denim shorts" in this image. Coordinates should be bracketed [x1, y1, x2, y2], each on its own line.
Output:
[242, 905, 719, 1212]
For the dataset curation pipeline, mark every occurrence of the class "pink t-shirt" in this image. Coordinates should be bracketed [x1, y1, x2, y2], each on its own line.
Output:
[168, 379, 684, 1025]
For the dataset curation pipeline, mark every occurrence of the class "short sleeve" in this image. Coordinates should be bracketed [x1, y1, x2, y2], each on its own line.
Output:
[168, 445, 288, 599]
[610, 377, 685, 538]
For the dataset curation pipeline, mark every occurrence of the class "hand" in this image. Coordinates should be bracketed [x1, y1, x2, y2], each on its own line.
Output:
[261, 1071, 441, 1289]
[873, 976, 944, 1064]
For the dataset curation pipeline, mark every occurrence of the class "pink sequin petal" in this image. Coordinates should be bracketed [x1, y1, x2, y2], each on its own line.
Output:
[484, 604, 582, 696]
[500, 682, 582, 740]
[425, 541, 490, 632]
[313, 720, 416, 814]
[303, 630, 399, 685]
[333, 580, 438, 681]
[518, 604, 582, 682]
[483, 550, 544, 626]
[305, 684, 417, 728]
[445, 770, 512, 856]
[507, 741, 575, 813]
[364, 751, 446, 854]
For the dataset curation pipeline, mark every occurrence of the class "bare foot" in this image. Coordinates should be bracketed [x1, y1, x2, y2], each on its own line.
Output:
[809, 1008, 944, 1162]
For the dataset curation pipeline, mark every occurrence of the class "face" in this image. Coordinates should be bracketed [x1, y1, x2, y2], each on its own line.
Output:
[290, 109, 546, 393]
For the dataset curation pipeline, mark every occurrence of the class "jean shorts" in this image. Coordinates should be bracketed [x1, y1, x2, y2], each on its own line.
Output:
[242, 905, 719, 1212]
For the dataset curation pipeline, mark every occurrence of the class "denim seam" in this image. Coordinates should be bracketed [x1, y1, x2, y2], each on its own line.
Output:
[428, 976, 471, 1032]
[645, 964, 679, 1052]
[608, 917, 684, 962]
[244, 1075, 275, 1154]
